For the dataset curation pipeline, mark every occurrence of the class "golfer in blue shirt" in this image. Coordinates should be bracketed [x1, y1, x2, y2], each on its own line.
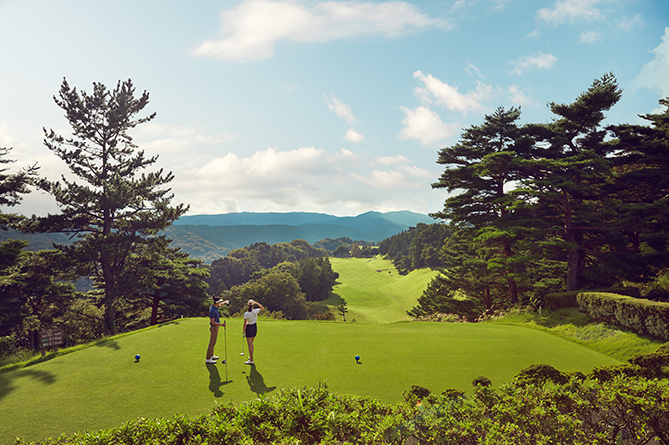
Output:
[206, 298, 228, 364]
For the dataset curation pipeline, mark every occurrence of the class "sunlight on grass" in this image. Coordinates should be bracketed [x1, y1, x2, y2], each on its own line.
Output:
[487, 308, 662, 361]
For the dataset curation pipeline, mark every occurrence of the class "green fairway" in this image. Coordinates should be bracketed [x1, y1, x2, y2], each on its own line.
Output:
[328, 257, 438, 323]
[0, 317, 621, 444]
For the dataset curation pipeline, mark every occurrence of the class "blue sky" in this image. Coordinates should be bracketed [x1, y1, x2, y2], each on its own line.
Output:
[1, 0, 668, 217]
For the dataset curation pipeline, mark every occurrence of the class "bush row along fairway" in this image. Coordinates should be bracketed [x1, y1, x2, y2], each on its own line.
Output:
[0, 314, 621, 444]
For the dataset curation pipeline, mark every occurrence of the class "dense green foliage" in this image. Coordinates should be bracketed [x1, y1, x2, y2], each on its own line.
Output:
[118, 236, 210, 328]
[404, 75, 669, 319]
[218, 258, 338, 319]
[205, 240, 328, 294]
[578, 292, 669, 341]
[0, 80, 210, 351]
[20, 79, 191, 336]
[204, 240, 338, 319]
[378, 222, 450, 273]
[0, 146, 38, 227]
[313, 237, 375, 255]
[544, 291, 580, 311]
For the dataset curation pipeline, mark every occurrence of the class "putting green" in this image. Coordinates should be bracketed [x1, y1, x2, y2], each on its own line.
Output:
[0, 317, 620, 444]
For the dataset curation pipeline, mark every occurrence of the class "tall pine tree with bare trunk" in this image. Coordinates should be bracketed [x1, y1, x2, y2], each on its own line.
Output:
[27, 79, 188, 335]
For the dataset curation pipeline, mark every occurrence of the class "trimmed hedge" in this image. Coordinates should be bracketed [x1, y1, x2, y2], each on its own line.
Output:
[545, 287, 641, 311]
[544, 291, 580, 310]
[577, 292, 669, 341]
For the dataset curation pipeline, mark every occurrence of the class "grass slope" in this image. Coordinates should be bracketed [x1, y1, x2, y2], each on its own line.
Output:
[327, 257, 438, 323]
[0, 318, 621, 444]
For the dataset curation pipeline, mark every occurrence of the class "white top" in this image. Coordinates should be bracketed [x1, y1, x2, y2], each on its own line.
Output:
[244, 308, 261, 325]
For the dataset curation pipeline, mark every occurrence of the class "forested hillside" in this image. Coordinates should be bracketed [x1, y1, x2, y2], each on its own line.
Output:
[167, 211, 433, 262]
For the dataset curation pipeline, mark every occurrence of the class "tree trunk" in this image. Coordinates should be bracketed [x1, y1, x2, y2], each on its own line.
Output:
[503, 238, 519, 304]
[562, 192, 579, 292]
[100, 249, 116, 336]
[150, 292, 160, 325]
[101, 200, 116, 336]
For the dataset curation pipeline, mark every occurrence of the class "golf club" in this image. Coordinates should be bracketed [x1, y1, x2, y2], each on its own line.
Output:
[241, 333, 245, 356]
[223, 322, 227, 364]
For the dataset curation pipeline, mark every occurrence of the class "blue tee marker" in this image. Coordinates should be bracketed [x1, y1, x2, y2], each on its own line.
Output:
[135, 354, 141, 362]
[355, 355, 360, 362]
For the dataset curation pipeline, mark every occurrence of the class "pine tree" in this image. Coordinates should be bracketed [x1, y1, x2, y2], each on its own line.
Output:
[520, 73, 622, 291]
[605, 97, 669, 282]
[0, 146, 38, 228]
[120, 236, 210, 327]
[432, 106, 529, 303]
[27, 79, 188, 335]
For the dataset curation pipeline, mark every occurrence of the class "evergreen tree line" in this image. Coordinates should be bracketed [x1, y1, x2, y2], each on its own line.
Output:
[401, 74, 669, 318]
[311, 237, 379, 258]
[378, 223, 451, 273]
[0, 79, 212, 349]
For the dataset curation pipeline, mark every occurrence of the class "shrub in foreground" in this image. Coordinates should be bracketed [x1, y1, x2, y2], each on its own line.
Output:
[16, 367, 669, 445]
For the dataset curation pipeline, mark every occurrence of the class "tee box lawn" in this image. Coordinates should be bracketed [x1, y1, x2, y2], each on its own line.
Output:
[0, 317, 620, 444]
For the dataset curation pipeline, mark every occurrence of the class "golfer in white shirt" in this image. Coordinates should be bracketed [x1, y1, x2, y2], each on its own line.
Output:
[243, 299, 264, 365]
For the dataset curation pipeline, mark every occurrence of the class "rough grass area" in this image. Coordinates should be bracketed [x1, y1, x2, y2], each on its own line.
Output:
[486, 307, 663, 361]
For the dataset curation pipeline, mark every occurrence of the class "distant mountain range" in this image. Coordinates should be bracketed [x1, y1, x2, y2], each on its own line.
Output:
[168, 211, 435, 262]
[1, 211, 435, 263]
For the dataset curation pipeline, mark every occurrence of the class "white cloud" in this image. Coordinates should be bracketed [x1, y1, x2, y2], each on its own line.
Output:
[343, 129, 365, 142]
[398, 106, 458, 146]
[413, 70, 490, 113]
[172, 145, 437, 215]
[507, 86, 539, 108]
[632, 27, 669, 97]
[465, 62, 486, 79]
[579, 30, 601, 43]
[189, 146, 324, 189]
[327, 148, 363, 164]
[0, 124, 16, 147]
[450, 1, 466, 12]
[325, 95, 365, 142]
[195, 0, 449, 62]
[324, 94, 356, 125]
[350, 164, 431, 191]
[510, 53, 557, 75]
[617, 14, 644, 32]
[537, 0, 606, 24]
[136, 123, 238, 154]
[525, 29, 541, 39]
[488, 0, 511, 12]
[376, 154, 410, 166]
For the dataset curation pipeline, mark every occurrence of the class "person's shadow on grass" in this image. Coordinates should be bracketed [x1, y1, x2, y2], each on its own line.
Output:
[206, 363, 231, 398]
[246, 365, 276, 397]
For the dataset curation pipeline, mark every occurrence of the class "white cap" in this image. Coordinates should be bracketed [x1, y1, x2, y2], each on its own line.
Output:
[248, 299, 255, 305]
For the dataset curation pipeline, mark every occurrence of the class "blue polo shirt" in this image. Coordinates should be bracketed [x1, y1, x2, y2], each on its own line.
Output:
[209, 305, 220, 326]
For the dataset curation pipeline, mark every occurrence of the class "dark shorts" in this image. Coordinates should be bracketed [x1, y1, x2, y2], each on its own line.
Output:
[245, 323, 258, 338]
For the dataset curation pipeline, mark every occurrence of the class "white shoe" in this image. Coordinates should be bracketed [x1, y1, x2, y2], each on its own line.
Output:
[211, 356, 220, 360]
[205, 359, 217, 364]
[245, 360, 254, 365]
